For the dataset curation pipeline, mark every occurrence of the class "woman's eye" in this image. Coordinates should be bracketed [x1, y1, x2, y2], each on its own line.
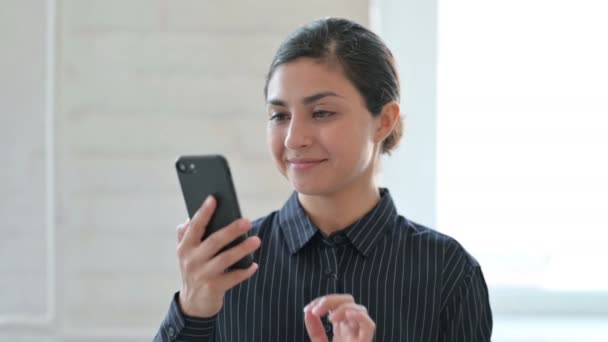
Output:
[313, 110, 335, 118]
[269, 113, 289, 121]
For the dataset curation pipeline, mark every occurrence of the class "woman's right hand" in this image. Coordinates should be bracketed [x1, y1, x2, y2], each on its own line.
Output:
[176, 195, 261, 318]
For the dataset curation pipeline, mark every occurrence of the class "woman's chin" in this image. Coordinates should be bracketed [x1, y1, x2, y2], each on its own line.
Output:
[290, 180, 327, 196]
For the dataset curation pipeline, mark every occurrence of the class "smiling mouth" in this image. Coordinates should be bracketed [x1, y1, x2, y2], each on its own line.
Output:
[286, 158, 327, 170]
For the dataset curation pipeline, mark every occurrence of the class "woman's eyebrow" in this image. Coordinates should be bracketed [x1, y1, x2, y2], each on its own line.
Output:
[267, 91, 342, 107]
[302, 91, 342, 105]
[267, 99, 287, 107]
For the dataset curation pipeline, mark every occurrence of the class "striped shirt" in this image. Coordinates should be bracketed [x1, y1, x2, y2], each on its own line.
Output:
[154, 188, 492, 341]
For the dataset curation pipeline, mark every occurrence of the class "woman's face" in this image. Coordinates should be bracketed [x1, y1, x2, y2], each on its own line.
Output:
[266, 58, 381, 196]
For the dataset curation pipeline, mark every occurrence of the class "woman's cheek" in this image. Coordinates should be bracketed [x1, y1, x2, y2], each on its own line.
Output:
[268, 129, 287, 171]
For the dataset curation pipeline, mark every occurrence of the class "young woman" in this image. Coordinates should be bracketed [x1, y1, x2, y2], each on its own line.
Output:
[155, 18, 492, 342]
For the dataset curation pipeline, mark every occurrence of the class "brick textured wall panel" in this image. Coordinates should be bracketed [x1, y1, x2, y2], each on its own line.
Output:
[63, 33, 281, 78]
[61, 0, 165, 32]
[63, 271, 181, 328]
[54, 0, 369, 336]
[0, 0, 48, 317]
[0, 333, 53, 342]
[166, 0, 369, 33]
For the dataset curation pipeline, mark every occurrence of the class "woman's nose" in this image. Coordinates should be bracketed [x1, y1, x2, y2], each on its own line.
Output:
[284, 115, 313, 150]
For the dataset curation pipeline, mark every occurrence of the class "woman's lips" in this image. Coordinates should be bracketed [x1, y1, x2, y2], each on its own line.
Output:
[287, 158, 327, 170]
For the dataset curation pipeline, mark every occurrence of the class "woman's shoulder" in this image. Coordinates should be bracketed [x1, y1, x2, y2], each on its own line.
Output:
[394, 216, 481, 269]
[249, 210, 280, 235]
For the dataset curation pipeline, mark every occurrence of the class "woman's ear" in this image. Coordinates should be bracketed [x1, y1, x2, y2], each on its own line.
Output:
[374, 101, 401, 143]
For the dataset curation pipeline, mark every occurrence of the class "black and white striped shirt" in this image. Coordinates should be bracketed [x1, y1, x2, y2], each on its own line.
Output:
[155, 189, 492, 341]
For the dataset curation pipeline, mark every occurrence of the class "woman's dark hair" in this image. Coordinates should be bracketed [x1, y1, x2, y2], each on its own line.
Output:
[264, 17, 403, 154]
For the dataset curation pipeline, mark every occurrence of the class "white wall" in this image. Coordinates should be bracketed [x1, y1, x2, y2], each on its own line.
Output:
[0, 0, 52, 339]
[0, 1, 369, 341]
[373, 0, 437, 228]
[374, 0, 608, 341]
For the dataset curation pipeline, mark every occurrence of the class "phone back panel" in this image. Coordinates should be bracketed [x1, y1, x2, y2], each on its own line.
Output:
[176, 155, 242, 239]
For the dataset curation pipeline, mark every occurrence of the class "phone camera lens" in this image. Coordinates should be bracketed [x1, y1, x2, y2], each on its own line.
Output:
[178, 162, 187, 172]
[189, 163, 196, 171]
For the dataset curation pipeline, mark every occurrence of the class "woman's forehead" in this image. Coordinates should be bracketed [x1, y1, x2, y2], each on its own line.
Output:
[266, 59, 357, 103]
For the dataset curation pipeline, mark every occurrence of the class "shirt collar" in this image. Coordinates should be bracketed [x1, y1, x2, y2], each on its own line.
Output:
[278, 188, 399, 256]
[277, 191, 318, 254]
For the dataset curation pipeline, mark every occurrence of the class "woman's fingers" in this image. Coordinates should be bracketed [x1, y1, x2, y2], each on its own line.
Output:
[176, 219, 189, 243]
[310, 294, 355, 317]
[216, 262, 260, 289]
[304, 306, 329, 342]
[176, 227, 259, 318]
[328, 302, 366, 324]
[304, 295, 375, 342]
[197, 218, 252, 261]
[181, 195, 216, 247]
[345, 309, 376, 340]
[332, 307, 376, 341]
[204, 235, 261, 274]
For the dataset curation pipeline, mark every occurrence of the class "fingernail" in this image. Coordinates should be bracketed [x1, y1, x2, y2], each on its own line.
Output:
[303, 301, 315, 312]
[305, 298, 321, 313]
[202, 195, 212, 208]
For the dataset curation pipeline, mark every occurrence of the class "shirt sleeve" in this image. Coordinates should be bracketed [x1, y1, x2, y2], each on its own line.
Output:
[153, 292, 217, 342]
[439, 266, 493, 342]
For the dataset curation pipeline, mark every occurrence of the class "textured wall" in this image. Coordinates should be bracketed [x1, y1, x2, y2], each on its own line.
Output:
[0, 0, 49, 321]
[1, 1, 369, 341]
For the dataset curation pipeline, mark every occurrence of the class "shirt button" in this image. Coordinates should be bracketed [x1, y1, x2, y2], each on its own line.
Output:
[332, 234, 346, 243]
[168, 326, 175, 337]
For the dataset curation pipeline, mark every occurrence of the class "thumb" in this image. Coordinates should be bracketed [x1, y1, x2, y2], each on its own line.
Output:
[304, 309, 329, 342]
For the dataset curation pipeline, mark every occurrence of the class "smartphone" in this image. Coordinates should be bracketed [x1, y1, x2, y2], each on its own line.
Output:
[175, 154, 253, 270]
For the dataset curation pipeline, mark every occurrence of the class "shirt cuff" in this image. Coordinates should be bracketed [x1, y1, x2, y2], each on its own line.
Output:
[155, 292, 217, 342]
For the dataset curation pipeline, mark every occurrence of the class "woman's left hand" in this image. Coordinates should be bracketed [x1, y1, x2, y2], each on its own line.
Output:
[304, 294, 375, 342]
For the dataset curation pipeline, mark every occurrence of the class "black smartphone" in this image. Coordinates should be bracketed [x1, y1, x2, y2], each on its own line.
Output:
[175, 154, 253, 270]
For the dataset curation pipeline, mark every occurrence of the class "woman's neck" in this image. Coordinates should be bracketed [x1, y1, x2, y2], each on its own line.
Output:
[298, 181, 381, 236]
